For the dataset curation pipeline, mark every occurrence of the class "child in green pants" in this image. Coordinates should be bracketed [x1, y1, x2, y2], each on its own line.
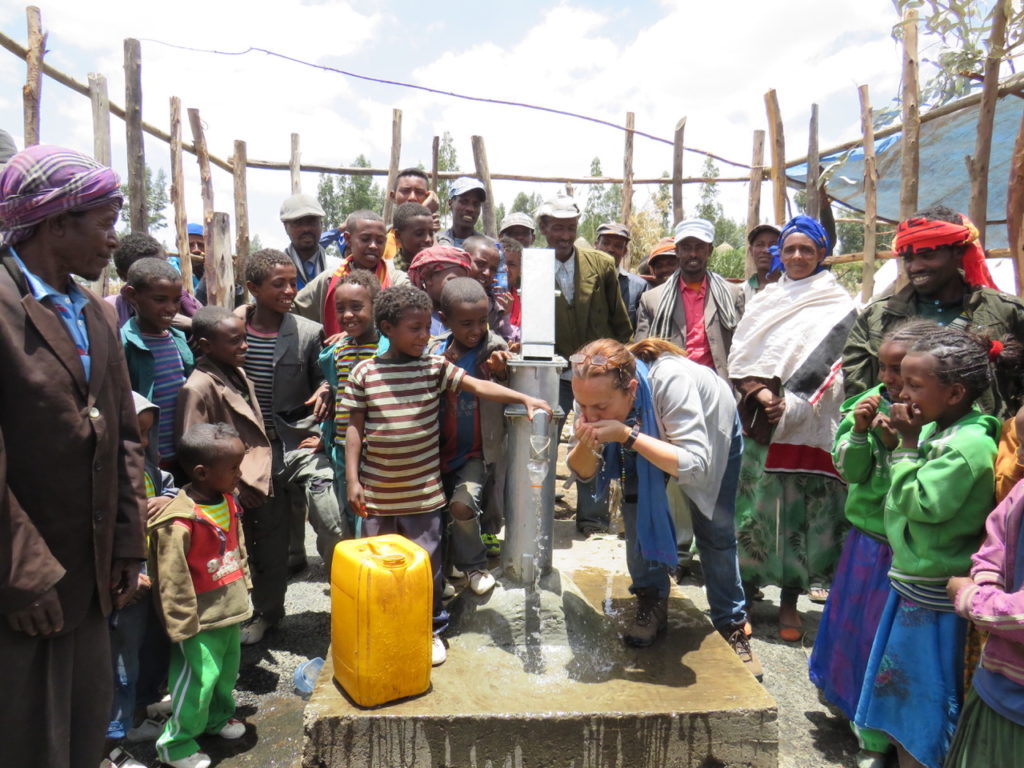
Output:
[148, 423, 253, 768]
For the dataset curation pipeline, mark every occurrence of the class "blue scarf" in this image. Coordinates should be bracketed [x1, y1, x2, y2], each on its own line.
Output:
[598, 359, 677, 568]
[768, 214, 832, 275]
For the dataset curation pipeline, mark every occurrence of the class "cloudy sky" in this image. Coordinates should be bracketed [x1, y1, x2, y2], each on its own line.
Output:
[0, 0, 954, 251]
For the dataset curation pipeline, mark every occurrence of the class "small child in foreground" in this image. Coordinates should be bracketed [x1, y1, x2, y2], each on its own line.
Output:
[342, 285, 551, 666]
[150, 423, 252, 768]
[429, 278, 511, 596]
[853, 327, 1014, 768]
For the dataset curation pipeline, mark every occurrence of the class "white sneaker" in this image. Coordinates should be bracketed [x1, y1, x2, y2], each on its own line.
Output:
[167, 752, 212, 768]
[125, 716, 164, 742]
[442, 581, 456, 598]
[449, 566, 465, 579]
[240, 616, 272, 645]
[217, 718, 246, 740]
[467, 569, 496, 595]
[145, 694, 172, 718]
[431, 636, 447, 666]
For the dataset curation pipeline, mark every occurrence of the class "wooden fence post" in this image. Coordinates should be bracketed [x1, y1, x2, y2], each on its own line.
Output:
[290, 133, 301, 194]
[169, 97, 192, 294]
[431, 135, 440, 192]
[746, 130, 766, 278]
[124, 38, 146, 234]
[188, 107, 215, 294]
[621, 111, 635, 225]
[206, 212, 234, 308]
[672, 117, 686, 225]
[859, 85, 879, 302]
[1008, 109, 1024, 295]
[764, 89, 787, 226]
[968, 0, 1008, 245]
[471, 135, 497, 237]
[900, 8, 920, 220]
[88, 73, 111, 166]
[381, 109, 402, 225]
[22, 6, 44, 147]
[806, 104, 820, 220]
[234, 140, 250, 283]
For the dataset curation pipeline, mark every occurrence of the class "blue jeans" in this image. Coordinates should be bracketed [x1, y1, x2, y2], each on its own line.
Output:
[107, 599, 150, 739]
[623, 416, 747, 631]
[558, 378, 610, 531]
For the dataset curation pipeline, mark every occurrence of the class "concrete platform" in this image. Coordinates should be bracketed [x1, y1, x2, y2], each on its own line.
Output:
[302, 524, 778, 768]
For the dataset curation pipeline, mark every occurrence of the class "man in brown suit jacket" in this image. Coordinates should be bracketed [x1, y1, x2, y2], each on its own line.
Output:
[0, 146, 146, 768]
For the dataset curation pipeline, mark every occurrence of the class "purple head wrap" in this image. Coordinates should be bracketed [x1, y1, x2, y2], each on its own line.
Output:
[0, 144, 122, 246]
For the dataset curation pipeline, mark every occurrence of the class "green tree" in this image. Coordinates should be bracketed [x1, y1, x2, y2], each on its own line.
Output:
[510, 191, 543, 217]
[119, 166, 169, 234]
[579, 157, 622, 245]
[652, 172, 672, 232]
[436, 132, 458, 226]
[695, 156, 744, 248]
[494, 202, 507, 230]
[316, 155, 386, 227]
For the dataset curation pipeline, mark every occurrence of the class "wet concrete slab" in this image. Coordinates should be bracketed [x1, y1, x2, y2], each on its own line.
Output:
[302, 521, 778, 768]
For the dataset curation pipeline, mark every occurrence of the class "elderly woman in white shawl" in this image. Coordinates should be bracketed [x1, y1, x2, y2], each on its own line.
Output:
[727, 215, 856, 642]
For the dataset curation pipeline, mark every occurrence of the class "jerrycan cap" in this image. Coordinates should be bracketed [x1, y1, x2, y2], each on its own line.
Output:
[382, 553, 406, 568]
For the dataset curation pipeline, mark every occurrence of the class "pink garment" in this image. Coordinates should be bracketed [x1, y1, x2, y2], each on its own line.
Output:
[680, 277, 713, 368]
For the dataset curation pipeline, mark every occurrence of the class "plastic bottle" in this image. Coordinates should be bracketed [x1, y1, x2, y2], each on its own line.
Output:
[293, 656, 325, 695]
[494, 241, 509, 293]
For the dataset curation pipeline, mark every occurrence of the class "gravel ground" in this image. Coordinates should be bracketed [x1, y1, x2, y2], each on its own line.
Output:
[121, 446, 888, 768]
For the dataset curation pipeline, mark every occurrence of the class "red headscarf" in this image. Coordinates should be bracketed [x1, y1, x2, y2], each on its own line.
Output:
[893, 214, 998, 290]
[407, 244, 472, 289]
[322, 256, 392, 337]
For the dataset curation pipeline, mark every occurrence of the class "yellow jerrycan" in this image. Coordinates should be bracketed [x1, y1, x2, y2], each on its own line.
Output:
[331, 534, 433, 707]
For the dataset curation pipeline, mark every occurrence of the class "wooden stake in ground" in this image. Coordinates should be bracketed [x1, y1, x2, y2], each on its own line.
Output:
[471, 135, 497, 238]
[900, 8, 920, 219]
[672, 117, 686, 225]
[746, 130, 766, 278]
[88, 73, 111, 166]
[859, 85, 879, 303]
[431, 135, 440, 192]
[1008, 109, 1024, 295]
[169, 97, 192, 294]
[187, 107, 215, 224]
[806, 104, 820, 220]
[290, 133, 301, 194]
[22, 6, 44, 147]
[381, 109, 403, 226]
[124, 38, 146, 234]
[968, 0, 1008, 245]
[205, 212, 234, 308]
[234, 140, 250, 286]
[622, 112, 635, 225]
[764, 89, 787, 226]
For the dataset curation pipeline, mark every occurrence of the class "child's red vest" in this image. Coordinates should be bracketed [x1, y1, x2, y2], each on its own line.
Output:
[173, 495, 245, 595]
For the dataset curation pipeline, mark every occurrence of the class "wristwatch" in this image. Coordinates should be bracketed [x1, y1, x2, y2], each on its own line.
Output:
[623, 422, 641, 450]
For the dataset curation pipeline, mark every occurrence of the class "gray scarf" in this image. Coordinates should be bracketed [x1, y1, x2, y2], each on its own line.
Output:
[649, 270, 739, 341]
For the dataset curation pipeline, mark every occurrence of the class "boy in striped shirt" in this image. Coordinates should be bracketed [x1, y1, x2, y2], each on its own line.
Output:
[342, 285, 551, 666]
[121, 258, 194, 470]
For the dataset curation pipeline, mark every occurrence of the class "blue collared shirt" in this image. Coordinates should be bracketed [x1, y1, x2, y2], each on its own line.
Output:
[11, 249, 92, 381]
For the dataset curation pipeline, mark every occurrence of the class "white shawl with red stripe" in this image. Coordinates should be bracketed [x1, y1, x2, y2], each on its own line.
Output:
[727, 270, 856, 478]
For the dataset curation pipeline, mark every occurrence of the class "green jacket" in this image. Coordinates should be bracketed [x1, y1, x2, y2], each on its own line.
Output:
[884, 410, 999, 580]
[842, 281, 1024, 417]
[832, 384, 892, 539]
[120, 317, 194, 401]
[554, 246, 632, 361]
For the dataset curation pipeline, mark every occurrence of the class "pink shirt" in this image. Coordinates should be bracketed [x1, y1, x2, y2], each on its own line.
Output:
[680, 277, 713, 369]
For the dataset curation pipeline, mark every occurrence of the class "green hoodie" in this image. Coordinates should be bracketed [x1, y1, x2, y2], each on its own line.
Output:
[832, 384, 893, 539]
[885, 409, 1000, 581]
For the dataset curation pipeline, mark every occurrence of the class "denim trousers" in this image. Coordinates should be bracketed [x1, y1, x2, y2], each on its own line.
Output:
[623, 417, 747, 631]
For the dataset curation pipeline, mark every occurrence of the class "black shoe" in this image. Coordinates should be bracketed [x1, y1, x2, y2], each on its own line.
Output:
[624, 590, 668, 647]
[721, 622, 763, 682]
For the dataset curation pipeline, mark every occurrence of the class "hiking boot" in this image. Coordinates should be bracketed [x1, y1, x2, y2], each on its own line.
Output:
[722, 622, 763, 682]
[623, 590, 668, 647]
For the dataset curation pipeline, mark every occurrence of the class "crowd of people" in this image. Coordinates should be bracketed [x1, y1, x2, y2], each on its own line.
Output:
[4, 140, 1024, 768]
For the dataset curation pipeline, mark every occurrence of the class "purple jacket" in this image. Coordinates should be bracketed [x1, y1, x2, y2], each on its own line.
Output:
[955, 480, 1024, 686]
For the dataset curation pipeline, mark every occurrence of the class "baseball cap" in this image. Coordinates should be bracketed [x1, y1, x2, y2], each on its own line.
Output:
[499, 212, 535, 233]
[649, 238, 677, 264]
[449, 176, 487, 201]
[747, 223, 781, 245]
[186, 223, 204, 236]
[279, 193, 325, 222]
[673, 218, 715, 244]
[596, 222, 630, 240]
[536, 193, 581, 220]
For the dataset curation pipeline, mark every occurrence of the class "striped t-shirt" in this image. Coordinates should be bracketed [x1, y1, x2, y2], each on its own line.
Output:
[141, 332, 186, 460]
[198, 497, 231, 531]
[244, 326, 277, 433]
[333, 336, 379, 447]
[340, 355, 465, 516]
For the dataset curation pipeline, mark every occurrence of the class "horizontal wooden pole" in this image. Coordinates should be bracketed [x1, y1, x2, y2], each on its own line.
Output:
[825, 247, 1010, 265]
